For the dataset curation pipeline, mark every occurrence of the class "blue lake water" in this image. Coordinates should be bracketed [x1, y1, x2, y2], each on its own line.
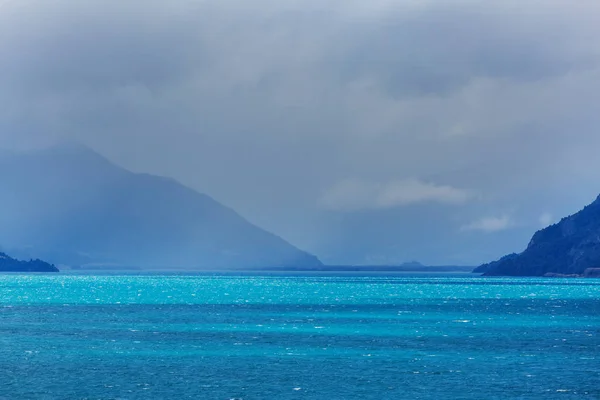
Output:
[0, 273, 598, 399]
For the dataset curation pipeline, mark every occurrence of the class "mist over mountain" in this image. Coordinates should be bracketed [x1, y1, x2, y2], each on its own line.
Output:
[0, 144, 321, 269]
[477, 194, 600, 276]
[1, 1, 600, 266]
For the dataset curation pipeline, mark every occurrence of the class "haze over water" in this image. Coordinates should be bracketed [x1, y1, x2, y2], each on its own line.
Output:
[0, 273, 598, 399]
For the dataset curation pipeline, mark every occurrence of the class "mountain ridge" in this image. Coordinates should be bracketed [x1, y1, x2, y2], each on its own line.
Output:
[0, 143, 322, 269]
[476, 194, 600, 276]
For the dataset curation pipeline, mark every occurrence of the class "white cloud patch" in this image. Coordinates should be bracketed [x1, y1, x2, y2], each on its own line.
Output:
[539, 212, 554, 227]
[461, 215, 514, 233]
[320, 179, 472, 211]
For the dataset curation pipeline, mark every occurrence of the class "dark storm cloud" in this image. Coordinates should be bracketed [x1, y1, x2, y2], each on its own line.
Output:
[1, 0, 600, 264]
[341, 2, 591, 98]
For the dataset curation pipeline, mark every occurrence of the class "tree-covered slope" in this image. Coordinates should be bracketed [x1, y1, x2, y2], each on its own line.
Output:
[0, 252, 58, 272]
[476, 195, 600, 276]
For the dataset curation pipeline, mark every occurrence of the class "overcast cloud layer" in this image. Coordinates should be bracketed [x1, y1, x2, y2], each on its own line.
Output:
[2, 0, 600, 264]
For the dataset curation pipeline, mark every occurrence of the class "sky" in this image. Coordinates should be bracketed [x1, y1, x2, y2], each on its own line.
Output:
[1, 0, 600, 265]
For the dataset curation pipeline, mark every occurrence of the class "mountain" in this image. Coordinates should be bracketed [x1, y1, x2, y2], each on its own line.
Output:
[0, 252, 58, 272]
[476, 194, 600, 276]
[0, 143, 322, 269]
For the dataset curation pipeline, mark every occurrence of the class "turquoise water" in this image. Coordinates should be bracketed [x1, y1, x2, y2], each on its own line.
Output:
[0, 273, 598, 399]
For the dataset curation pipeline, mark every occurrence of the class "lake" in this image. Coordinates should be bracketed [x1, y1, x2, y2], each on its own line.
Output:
[0, 273, 598, 399]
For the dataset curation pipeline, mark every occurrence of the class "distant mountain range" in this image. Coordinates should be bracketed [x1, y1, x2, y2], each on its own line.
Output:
[0, 143, 322, 269]
[254, 263, 474, 273]
[476, 194, 600, 276]
[0, 252, 58, 272]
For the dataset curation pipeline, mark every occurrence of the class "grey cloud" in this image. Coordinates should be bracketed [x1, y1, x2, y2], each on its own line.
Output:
[336, 1, 600, 98]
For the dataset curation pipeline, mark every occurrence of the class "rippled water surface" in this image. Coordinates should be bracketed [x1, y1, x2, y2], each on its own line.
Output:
[0, 273, 598, 399]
